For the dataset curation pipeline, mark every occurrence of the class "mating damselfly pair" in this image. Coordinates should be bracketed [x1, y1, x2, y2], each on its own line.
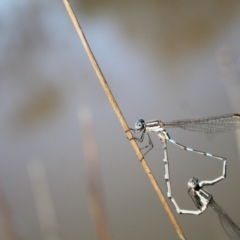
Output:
[128, 113, 240, 239]
[128, 114, 240, 213]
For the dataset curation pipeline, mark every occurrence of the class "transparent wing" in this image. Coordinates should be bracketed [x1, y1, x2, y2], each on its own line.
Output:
[209, 199, 240, 240]
[164, 114, 240, 133]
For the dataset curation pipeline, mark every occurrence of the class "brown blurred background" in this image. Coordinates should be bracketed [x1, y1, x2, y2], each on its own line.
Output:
[1, 0, 240, 239]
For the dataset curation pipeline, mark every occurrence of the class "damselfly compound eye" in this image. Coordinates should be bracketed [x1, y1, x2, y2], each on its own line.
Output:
[188, 177, 199, 188]
[135, 119, 145, 130]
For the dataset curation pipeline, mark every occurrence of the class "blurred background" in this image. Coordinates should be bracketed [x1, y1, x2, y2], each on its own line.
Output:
[1, 0, 240, 239]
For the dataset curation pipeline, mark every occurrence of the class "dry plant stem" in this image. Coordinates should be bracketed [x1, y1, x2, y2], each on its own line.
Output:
[62, 1, 186, 239]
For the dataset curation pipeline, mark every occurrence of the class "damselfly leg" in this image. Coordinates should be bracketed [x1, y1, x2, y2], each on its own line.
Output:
[126, 128, 153, 156]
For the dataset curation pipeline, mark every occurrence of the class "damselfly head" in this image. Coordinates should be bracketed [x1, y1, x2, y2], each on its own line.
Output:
[188, 177, 199, 189]
[135, 119, 145, 130]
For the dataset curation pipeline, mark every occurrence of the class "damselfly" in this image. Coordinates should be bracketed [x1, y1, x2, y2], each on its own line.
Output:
[128, 114, 240, 204]
[182, 177, 240, 240]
